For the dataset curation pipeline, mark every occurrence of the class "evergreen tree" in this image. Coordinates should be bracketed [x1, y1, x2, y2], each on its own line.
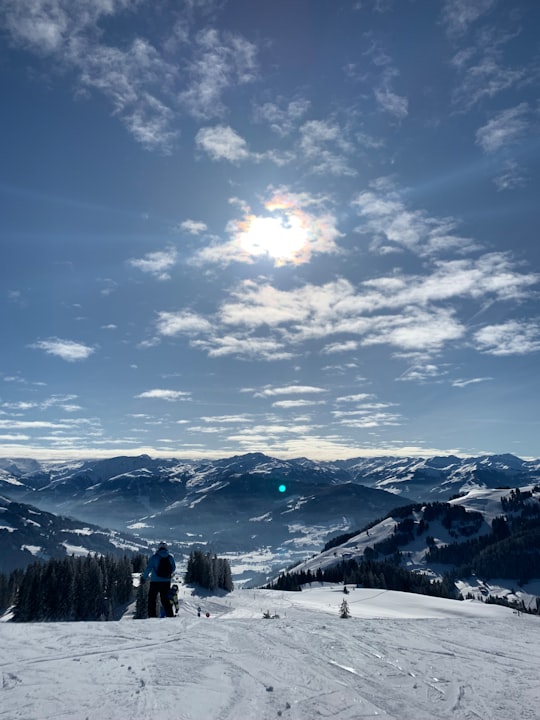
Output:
[184, 550, 233, 592]
[339, 598, 351, 618]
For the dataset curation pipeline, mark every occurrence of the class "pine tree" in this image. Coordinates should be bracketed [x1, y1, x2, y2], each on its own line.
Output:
[134, 581, 148, 619]
[339, 598, 351, 618]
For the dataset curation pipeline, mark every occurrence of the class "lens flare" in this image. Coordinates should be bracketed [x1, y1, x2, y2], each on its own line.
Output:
[239, 215, 306, 261]
[228, 191, 341, 266]
[278, 484, 287, 493]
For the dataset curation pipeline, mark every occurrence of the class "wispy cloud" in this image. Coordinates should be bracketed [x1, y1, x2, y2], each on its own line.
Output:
[135, 389, 192, 401]
[179, 219, 209, 235]
[167, 250, 538, 360]
[452, 376, 492, 387]
[449, 21, 531, 111]
[322, 340, 359, 355]
[31, 338, 95, 362]
[258, 385, 326, 397]
[397, 363, 447, 383]
[494, 160, 527, 192]
[363, 42, 408, 119]
[474, 321, 540, 355]
[156, 311, 213, 337]
[129, 247, 178, 280]
[476, 103, 530, 153]
[441, 0, 495, 38]
[196, 125, 250, 162]
[0, 3, 257, 152]
[272, 399, 326, 409]
[191, 334, 293, 361]
[0, 2, 178, 152]
[253, 97, 311, 136]
[299, 119, 357, 176]
[332, 395, 402, 428]
[374, 87, 408, 119]
[1, 394, 82, 413]
[179, 27, 257, 119]
[352, 179, 479, 257]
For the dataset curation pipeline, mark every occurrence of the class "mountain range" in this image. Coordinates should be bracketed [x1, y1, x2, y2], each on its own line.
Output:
[1, 452, 539, 582]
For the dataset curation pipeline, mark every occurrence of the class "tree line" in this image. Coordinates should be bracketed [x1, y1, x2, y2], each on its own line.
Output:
[267, 558, 457, 599]
[10, 553, 139, 622]
[184, 549, 233, 592]
[425, 509, 540, 585]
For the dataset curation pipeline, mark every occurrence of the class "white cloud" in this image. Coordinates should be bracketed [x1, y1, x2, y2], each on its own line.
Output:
[31, 338, 95, 362]
[196, 125, 250, 162]
[474, 321, 540, 355]
[253, 97, 311, 136]
[353, 180, 479, 256]
[397, 364, 446, 383]
[187, 248, 539, 360]
[336, 394, 374, 403]
[259, 385, 326, 397]
[180, 219, 208, 235]
[0, 0, 136, 54]
[441, 0, 495, 37]
[129, 247, 177, 280]
[494, 161, 527, 191]
[374, 88, 408, 119]
[135, 389, 192, 401]
[0, 419, 72, 430]
[192, 334, 294, 361]
[0, 2, 178, 153]
[476, 104, 530, 153]
[299, 119, 357, 176]
[271, 399, 326, 409]
[450, 24, 530, 111]
[156, 311, 213, 337]
[452, 377, 492, 387]
[322, 340, 359, 354]
[179, 28, 257, 119]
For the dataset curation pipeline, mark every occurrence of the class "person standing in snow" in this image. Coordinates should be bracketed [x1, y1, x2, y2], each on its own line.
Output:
[168, 584, 180, 615]
[141, 542, 176, 618]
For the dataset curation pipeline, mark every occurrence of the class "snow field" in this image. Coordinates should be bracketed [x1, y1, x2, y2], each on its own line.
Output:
[1, 585, 539, 719]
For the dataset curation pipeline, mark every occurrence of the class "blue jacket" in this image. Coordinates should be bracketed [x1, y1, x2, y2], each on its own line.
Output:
[142, 548, 176, 582]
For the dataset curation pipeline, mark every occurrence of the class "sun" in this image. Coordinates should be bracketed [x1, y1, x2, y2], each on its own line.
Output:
[238, 214, 308, 264]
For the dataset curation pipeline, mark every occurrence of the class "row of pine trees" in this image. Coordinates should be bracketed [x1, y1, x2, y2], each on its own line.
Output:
[12, 554, 136, 621]
[184, 549, 234, 592]
[1, 549, 234, 621]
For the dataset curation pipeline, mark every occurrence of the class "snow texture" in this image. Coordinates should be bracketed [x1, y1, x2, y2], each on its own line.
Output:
[1, 584, 539, 719]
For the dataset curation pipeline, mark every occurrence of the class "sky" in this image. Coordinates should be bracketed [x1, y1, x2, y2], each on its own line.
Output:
[0, 0, 539, 462]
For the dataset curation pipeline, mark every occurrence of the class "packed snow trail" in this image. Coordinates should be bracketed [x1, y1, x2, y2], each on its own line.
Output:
[1, 587, 539, 719]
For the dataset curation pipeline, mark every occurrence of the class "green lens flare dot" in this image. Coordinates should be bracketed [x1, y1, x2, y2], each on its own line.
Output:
[278, 484, 287, 493]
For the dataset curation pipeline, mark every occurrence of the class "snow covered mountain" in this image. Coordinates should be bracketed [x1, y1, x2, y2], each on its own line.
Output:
[0, 454, 401, 566]
[1, 583, 539, 720]
[1, 452, 539, 583]
[289, 484, 540, 610]
[335, 453, 540, 497]
[0, 495, 149, 574]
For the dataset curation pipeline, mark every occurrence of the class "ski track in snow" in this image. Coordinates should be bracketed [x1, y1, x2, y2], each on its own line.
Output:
[1, 587, 539, 720]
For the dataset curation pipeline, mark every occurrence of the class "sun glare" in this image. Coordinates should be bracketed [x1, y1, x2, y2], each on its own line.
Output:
[239, 214, 308, 263]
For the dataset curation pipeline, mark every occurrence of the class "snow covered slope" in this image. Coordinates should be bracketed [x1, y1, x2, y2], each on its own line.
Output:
[1, 585, 538, 719]
[0, 495, 149, 574]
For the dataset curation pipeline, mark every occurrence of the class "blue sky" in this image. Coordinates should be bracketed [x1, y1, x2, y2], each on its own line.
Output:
[0, 0, 539, 461]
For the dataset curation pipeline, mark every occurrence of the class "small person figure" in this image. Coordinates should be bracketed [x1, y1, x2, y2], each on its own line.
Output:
[169, 584, 180, 615]
[197, 605, 201, 617]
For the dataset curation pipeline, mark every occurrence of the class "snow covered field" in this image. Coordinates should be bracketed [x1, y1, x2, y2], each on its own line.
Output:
[1, 585, 539, 720]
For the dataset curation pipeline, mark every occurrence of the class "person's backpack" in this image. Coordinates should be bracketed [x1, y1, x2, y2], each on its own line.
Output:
[156, 554, 173, 579]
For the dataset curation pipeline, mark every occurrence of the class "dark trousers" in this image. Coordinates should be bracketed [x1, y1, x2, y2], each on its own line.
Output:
[147, 581, 173, 617]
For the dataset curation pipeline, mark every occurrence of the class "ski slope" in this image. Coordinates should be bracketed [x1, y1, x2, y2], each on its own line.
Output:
[1, 585, 539, 719]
